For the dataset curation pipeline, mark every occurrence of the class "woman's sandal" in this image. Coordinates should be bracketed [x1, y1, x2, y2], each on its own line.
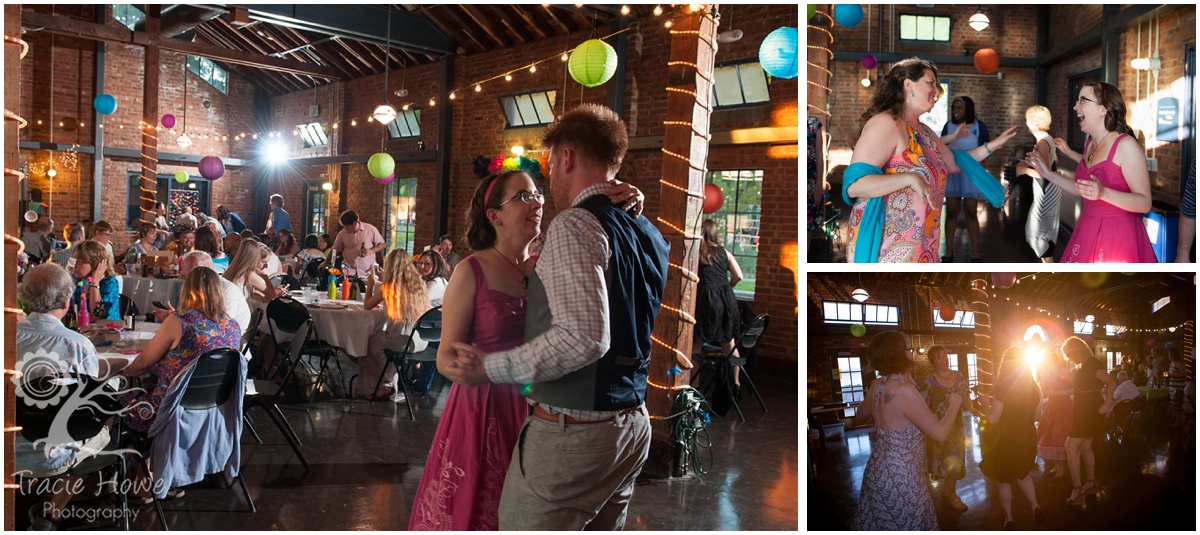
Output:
[1082, 479, 1098, 494]
[1067, 485, 1085, 504]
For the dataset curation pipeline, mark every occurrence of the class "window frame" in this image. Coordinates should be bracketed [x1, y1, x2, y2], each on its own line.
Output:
[933, 309, 975, 328]
[498, 88, 557, 128]
[186, 55, 228, 94]
[898, 13, 953, 43]
[711, 58, 771, 108]
[297, 122, 329, 148]
[385, 108, 422, 139]
[822, 301, 899, 326]
[948, 352, 979, 388]
[1073, 321, 1095, 335]
[831, 353, 867, 417]
[383, 177, 418, 255]
[704, 169, 762, 300]
[113, 4, 145, 31]
[126, 171, 210, 230]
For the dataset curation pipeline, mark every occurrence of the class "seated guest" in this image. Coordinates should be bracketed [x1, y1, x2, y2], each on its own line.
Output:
[204, 217, 226, 240]
[89, 220, 115, 258]
[1134, 364, 1149, 387]
[15, 264, 111, 530]
[292, 233, 326, 278]
[126, 222, 159, 259]
[72, 240, 121, 320]
[153, 251, 252, 346]
[358, 249, 431, 400]
[437, 234, 462, 274]
[1112, 371, 1141, 403]
[120, 267, 240, 502]
[194, 227, 229, 274]
[51, 223, 84, 268]
[168, 225, 197, 257]
[223, 231, 243, 261]
[22, 215, 53, 263]
[415, 249, 450, 307]
[224, 240, 287, 305]
[275, 228, 299, 259]
[319, 233, 333, 258]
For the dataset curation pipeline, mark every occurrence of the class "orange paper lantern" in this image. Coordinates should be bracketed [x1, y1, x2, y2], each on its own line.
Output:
[973, 48, 999, 74]
[939, 305, 957, 322]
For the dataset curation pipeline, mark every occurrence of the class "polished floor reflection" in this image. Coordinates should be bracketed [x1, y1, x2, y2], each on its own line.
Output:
[15, 363, 798, 530]
[808, 409, 1195, 530]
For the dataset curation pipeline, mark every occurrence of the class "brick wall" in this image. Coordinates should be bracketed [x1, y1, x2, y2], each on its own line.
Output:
[830, 4, 1039, 60]
[1047, 5, 1104, 51]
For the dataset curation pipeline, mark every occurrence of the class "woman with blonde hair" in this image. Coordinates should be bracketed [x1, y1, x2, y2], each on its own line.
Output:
[1016, 105, 1061, 262]
[359, 248, 433, 400]
[224, 239, 285, 305]
[71, 240, 121, 320]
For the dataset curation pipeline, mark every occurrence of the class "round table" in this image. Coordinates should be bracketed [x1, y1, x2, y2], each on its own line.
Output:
[120, 275, 185, 315]
[94, 321, 160, 379]
[261, 294, 387, 358]
[1137, 386, 1169, 401]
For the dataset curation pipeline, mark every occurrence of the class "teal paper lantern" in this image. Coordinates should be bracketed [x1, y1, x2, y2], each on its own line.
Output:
[758, 27, 798, 80]
[568, 39, 617, 88]
[834, 4, 864, 28]
[174, 171, 188, 184]
[93, 94, 117, 115]
[368, 152, 395, 179]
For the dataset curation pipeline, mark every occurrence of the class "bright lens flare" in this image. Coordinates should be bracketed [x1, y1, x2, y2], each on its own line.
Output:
[1024, 348, 1044, 378]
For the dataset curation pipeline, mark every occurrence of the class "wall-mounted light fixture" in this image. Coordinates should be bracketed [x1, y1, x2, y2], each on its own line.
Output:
[968, 7, 989, 31]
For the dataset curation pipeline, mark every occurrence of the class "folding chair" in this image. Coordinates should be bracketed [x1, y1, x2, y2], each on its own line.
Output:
[368, 307, 442, 419]
[244, 320, 310, 469]
[264, 297, 343, 411]
[691, 314, 770, 422]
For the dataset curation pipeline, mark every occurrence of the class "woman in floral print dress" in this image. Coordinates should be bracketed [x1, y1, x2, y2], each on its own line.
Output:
[918, 345, 971, 510]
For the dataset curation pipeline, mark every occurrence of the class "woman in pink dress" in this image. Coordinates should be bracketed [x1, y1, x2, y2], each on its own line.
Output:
[1027, 82, 1156, 262]
[409, 171, 643, 530]
[845, 57, 1018, 263]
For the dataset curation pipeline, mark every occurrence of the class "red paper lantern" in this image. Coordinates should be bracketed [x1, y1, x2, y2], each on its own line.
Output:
[992, 272, 1016, 289]
[702, 184, 725, 214]
[1147, 339, 1156, 347]
[974, 48, 999, 74]
[939, 305, 957, 322]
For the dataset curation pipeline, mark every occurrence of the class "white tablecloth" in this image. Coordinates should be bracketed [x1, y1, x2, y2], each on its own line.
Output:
[261, 296, 387, 358]
[120, 276, 185, 315]
[96, 322, 160, 379]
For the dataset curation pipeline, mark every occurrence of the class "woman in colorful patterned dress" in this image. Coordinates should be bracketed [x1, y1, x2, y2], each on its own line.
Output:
[1027, 82, 1156, 262]
[918, 345, 971, 510]
[1037, 350, 1074, 479]
[852, 332, 962, 530]
[843, 57, 1018, 263]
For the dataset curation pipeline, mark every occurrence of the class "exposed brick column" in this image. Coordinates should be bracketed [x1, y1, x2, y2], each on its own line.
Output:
[138, 5, 161, 226]
[4, 5, 24, 528]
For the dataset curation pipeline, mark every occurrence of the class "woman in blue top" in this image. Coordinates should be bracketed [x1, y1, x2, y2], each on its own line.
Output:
[71, 240, 121, 320]
[940, 96, 991, 262]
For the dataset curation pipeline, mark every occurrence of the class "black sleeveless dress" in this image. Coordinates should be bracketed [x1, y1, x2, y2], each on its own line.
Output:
[694, 246, 740, 345]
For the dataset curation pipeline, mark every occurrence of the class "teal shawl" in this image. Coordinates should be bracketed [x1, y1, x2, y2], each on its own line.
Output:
[842, 149, 1005, 263]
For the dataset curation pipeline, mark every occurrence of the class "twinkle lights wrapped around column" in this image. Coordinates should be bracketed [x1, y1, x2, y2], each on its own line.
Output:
[971, 279, 995, 395]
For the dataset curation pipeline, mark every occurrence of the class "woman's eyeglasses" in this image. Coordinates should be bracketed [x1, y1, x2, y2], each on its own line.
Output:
[1076, 96, 1099, 106]
[498, 191, 544, 207]
[416, 261, 432, 267]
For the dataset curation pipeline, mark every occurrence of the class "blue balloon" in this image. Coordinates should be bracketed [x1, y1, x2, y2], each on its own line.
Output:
[93, 94, 117, 115]
[758, 27, 798, 80]
[834, 4, 864, 28]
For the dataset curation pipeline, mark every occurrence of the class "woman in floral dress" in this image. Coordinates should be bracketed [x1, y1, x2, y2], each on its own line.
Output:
[1037, 350, 1074, 479]
[918, 345, 971, 510]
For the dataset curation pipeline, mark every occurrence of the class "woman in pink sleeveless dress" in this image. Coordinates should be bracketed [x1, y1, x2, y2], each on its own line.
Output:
[1026, 82, 1156, 262]
[409, 171, 644, 530]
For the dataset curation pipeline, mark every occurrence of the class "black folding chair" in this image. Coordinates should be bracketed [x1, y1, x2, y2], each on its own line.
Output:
[244, 320, 310, 469]
[367, 307, 442, 419]
[264, 297, 343, 410]
[174, 348, 255, 512]
[691, 314, 770, 422]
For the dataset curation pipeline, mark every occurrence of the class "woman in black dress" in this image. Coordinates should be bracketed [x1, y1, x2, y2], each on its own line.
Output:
[1063, 336, 1116, 504]
[976, 346, 1044, 530]
[694, 219, 744, 385]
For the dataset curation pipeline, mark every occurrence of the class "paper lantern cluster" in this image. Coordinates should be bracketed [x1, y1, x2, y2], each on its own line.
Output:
[974, 48, 999, 74]
[758, 27, 798, 79]
[568, 39, 617, 88]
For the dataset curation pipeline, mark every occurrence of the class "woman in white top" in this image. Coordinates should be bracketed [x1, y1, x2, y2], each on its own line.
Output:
[223, 240, 286, 306]
[415, 249, 450, 307]
[1015, 105, 1060, 262]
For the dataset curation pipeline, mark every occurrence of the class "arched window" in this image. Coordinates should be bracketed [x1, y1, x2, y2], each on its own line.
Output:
[1024, 325, 1048, 343]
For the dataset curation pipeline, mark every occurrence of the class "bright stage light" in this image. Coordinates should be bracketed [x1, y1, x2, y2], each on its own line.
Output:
[263, 141, 289, 165]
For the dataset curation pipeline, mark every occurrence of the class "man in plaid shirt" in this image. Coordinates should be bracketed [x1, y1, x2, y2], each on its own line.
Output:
[445, 104, 669, 530]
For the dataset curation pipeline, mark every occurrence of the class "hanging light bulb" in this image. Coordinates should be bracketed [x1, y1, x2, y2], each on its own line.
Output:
[449, 92, 456, 100]
[429, 98, 436, 106]
[561, 52, 569, 61]
[653, 5, 663, 16]
[402, 104, 410, 111]
[621, 5, 630, 15]
[176, 133, 193, 149]
[1085, 314, 1095, 322]
[505, 73, 513, 82]
[351, 119, 358, 126]
[664, 20, 673, 28]
[47, 168, 57, 178]
[969, 7, 990, 31]
[851, 288, 869, 303]
[861, 77, 871, 87]
[475, 84, 482, 92]
[367, 116, 374, 123]
[529, 64, 537, 73]
[372, 103, 398, 124]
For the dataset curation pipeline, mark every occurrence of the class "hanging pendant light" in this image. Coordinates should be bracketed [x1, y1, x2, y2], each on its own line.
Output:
[968, 7, 990, 31]
[852, 288, 869, 302]
[176, 133, 193, 149]
[373, 4, 398, 125]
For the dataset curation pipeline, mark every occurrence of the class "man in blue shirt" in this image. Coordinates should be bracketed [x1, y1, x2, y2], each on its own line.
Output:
[266, 194, 292, 235]
[15, 264, 111, 530]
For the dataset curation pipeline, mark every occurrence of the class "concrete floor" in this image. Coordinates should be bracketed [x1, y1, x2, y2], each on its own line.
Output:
[16, 359, 799, 530]
[807, 407, 1196, 531]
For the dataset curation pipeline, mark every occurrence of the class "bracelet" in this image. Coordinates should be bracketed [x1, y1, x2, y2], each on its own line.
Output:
[984, 141, 993, 156]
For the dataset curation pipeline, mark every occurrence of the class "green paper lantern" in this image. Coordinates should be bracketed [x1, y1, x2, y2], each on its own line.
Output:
[367, 152, 395, 179]
[174, 171, 188, 183]
[850, 323, 866, 337]
[568, 39, 617, 88]
[807, 4, 816, 20]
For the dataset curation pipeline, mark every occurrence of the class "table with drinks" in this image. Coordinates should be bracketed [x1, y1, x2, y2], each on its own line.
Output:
[263, 285, 388, 358]
[83, 318, 161, 380]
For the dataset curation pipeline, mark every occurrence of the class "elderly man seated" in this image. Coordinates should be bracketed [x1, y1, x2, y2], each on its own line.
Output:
[152, 251, 252, 347]
[15, 264, 112, 530]
[1113, 370, 1141, 403]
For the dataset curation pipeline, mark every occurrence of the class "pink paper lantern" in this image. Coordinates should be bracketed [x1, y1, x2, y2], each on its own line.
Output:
[992, 272, 1016, 289]
[861, 54, 877, 70]
[198, 156, 225, 181]
[162, 114, 176, 129]
[1147, 339, 1156, 347]
[376, 172, 395, 185]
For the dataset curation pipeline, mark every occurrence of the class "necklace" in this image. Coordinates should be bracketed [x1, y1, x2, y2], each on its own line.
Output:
[1086, 131, 1115, 164]
[492, 247, 529, 289]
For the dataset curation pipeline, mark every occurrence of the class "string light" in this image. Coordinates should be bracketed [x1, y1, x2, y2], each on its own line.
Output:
[5, 109, 28, 129]
[664, 20, 673, 29]
[808, 45, 834, 60]
[655, 216, 699, 240]
[529, 64, 537, 73]
[620, 5, 630, 15]
[4, 34, 30, 59]
[665, 86, 697, 98]
[659, 178, 705, 199]
[653, 5, 663, 16]
[668, 262, 700, 282]
[475, 84, 482, 92]
[505, 74, 513, 82]
[807, 104, 832, 117]
[561, 52, 569, 62]
[449, 92, 456, 100]
[807, 80, 833, 93]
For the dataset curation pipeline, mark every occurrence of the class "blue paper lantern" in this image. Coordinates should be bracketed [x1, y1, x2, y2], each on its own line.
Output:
[93, 94, 117, 115]
[758, 27, 798, 80]
[834, 4, 864, 28]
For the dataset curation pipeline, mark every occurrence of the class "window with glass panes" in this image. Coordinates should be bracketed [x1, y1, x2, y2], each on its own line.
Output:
[823, 301, 899, 325]
[386, 109, 421, 138]
[113, 4, 145, 31]
[832, 354, 866, 417]
[704, 170, 761, 299]
[712, 61, 770, 107]
[934, 309, 975, 328]
[1074, 321, 1095, 335]
[948, 352, 979, 388]
[1106, 351, 1123, 372]
[499, 90, 556, 128]
[186, 55, 228, 94]
[126, 172, 209, 230]
[306, 186, 327, 235]
[297, 122, 328, 148]
[899, 14, 951, 42]
[384, 178, 417, 255]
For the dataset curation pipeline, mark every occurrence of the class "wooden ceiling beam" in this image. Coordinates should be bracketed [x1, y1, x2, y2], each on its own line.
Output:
[208, 19, 314, 93]
[495, 9, 530, 45]
[21, 9, 341, 79]
[434, 6, 490, 53]
[333, 38, 373, 75]
[460, 4, 509, 48]
[540, 4, 572, 34]
[415, 7, 467, 54]
[278, 26, 356, 79]
[509, 5, 549, 40]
